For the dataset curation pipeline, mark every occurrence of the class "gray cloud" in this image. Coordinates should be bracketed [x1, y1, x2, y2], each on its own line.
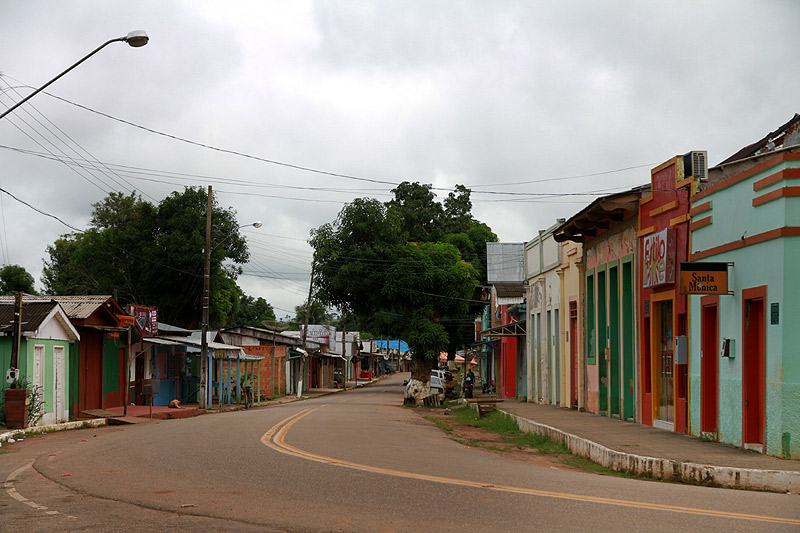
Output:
[1, 0, 798, 317]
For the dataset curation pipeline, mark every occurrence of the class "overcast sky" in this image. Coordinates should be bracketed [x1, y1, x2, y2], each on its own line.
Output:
[1, 1, 798, 320]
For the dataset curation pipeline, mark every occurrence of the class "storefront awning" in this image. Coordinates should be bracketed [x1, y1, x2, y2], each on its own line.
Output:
[480, 321, 526, 338]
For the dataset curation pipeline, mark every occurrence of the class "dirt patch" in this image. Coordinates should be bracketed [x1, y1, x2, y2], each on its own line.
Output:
[422, 410, 584, 472]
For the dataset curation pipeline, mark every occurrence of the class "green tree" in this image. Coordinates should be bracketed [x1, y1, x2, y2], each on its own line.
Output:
[42, 188, 253, 328]
[386, 182, 444, 242]
[310, 187, 491, 403]
[294, 301, 332, 327]
[234, 295, 277, 327]
[0, 264, 37, 294]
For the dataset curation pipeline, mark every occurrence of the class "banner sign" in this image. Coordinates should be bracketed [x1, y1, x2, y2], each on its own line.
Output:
[642, 228, 676, 288]
[303, 324, 336, 346]
[116, 315, 136, 327]
[679, 262, 729, 295]
[129, 305, 158, 336]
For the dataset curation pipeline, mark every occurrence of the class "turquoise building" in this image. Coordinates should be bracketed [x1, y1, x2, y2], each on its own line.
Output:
[688, 122, 800, 459]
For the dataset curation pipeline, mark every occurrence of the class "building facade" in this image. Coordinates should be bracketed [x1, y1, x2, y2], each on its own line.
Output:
[638, 152, 705, 432]
[688, 146, 800, 458]
[525, 223, 563, 405]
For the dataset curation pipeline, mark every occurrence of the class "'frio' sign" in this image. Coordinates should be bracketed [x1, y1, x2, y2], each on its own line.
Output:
[642, 228, 675, 288]
[679, 262, 729, 295]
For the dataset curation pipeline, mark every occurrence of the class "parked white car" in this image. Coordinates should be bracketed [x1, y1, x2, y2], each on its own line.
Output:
[429, 374, 446, 402]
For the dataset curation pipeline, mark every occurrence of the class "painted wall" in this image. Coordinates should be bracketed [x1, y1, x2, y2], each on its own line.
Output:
[525, 225, 562, 404]
[638, 156, 693, 432]
[584, 219, 638, 420]
[689, 151, 800, 458]
[2, 338, 72, 425]
[559, 241, 583, 409]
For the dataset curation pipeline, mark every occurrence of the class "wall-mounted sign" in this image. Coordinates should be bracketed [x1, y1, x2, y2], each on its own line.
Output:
[116, 314, 136, 327]
[129, 305, 158, 336]
[642, 228, 676, 288]
[679, 262, 728, 295]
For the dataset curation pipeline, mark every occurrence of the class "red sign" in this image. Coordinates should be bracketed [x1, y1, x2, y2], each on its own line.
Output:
[642, 228, 676, 288]
[129, 305, 158, 336]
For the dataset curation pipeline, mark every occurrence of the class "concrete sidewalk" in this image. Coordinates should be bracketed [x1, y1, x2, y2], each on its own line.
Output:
[498, 401, 800, 493]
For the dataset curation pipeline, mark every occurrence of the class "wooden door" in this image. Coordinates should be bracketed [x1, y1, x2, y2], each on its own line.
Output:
[54, 346, 65, 422]
[742, 289, 766, 448]
[569, 302, 578, 407]
[700, 299, 718, 434]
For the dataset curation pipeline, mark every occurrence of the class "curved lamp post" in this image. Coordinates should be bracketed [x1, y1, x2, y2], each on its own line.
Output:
[0, 30, 149, 122]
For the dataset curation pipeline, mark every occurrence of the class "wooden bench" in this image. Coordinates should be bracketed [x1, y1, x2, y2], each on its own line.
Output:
[466, 398, 503, 417]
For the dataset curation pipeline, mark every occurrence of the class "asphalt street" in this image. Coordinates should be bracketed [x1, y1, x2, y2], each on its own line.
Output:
[2, 374, 799, 532]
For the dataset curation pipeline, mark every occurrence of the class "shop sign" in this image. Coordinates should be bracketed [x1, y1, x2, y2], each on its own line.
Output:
[642, 228, 676, 288]
[303, 324, 336, 346]
[116, 314, 136, 327]
[129, 305, 158, 336]
[679, 262, 728, 295]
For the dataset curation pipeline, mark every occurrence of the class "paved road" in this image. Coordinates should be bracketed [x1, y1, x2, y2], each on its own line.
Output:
[2, 374, 799, 532]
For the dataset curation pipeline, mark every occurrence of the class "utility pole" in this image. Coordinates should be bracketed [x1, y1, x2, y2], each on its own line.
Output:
[200, 185, 212, 409]
[10, 292, 22, 370]
[341, 322, 347, 391]
[300, 264, 315, 394]
[124, 326, 131, 416]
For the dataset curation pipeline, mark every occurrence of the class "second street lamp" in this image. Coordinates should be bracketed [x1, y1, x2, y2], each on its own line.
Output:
[0, 31, 149, 122]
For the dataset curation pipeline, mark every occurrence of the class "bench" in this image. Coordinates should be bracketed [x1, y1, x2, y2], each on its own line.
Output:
[466, 398, 503, 417]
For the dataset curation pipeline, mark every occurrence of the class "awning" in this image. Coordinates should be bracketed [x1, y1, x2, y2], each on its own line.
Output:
[156, 335, 261, 360]
[480, 321, 526, 338]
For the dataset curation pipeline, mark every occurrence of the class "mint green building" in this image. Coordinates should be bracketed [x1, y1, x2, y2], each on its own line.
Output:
[688, 126, 800, 459]
[1, 301, 80, 426]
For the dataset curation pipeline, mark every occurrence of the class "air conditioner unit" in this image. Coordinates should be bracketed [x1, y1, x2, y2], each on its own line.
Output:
[683, 150, 708, 181]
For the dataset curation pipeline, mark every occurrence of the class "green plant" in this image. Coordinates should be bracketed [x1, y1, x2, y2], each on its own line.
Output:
[2, 374, 45, 427]
[27, 385, 45, 426]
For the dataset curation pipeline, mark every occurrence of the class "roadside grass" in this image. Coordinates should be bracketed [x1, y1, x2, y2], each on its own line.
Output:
[426, 405, 657, 481]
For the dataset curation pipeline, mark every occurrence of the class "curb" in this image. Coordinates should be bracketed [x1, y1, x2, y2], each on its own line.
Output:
[500, 409, 800, 494]
[0, 419, 107, 444]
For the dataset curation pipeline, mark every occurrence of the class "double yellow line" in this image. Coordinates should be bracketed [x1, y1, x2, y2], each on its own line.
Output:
[262, 408, 800, 525]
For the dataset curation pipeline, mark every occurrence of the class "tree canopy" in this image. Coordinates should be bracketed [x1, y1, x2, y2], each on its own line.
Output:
[42, 188, 269, 329]
[310, 183, 496, 379]
[0, 264, 37, 295]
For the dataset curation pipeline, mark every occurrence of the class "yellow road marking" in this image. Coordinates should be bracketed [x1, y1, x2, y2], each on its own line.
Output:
[262, 408, 800, 526]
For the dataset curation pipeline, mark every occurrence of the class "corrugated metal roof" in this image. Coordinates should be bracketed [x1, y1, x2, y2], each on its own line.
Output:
[0, 301, 57, 333]
[0, 301, 80, 341]
[0, 295, 116, 320]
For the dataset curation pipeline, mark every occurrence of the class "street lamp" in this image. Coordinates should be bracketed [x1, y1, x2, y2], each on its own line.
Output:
[0, 31, 149, 122]
[199, 184, 262, 409]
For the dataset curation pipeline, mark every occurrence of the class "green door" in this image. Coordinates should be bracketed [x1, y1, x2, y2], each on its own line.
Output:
[622, 259, 635, 421]
[597, 268, 608, 415]
[609, 263, 621, 418]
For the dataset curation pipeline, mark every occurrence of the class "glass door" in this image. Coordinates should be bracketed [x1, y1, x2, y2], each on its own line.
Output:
[658, 300, 674, 423]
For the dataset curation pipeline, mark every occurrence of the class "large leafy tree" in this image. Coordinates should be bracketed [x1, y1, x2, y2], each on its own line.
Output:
[42, 188, 257, 328]
[234, 296, 277, 327]
[0, 264, 37, 294]
[310, 185, 496, 403]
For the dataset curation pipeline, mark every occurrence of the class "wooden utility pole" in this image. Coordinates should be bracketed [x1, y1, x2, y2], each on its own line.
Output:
[341, 323, 347, 391]
[124, 326, 131, 416]
[300, 265, 315, 393]
[9, 292, 22, 369]
[200, 185, 212, 409]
